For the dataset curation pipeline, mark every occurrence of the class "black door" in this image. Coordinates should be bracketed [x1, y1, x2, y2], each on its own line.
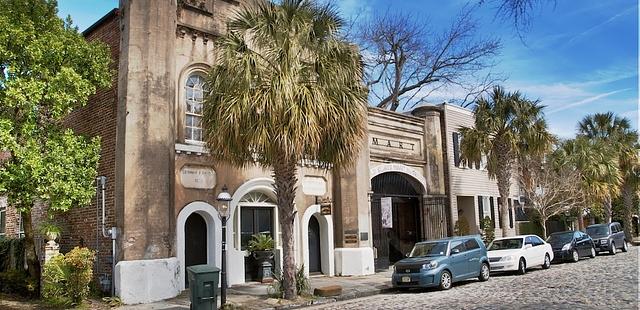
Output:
[371, 196, 390, 271]
[185, 213, 207, 287]
[241, 207, 274, 281]
[308, 216, 322, 273]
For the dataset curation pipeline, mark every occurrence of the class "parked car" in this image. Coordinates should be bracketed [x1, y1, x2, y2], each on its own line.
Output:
[547, 231, 596, 262]
[487, 235, 553, 274]
[391, 236, 490, 290]
[586, 222, 629, 255]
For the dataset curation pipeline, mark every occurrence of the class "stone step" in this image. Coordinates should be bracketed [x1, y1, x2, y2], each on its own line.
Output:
[314, 285, 343, 297]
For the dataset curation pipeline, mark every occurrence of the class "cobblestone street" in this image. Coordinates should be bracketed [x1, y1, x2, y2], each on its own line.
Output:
[308, 246, 639, 310]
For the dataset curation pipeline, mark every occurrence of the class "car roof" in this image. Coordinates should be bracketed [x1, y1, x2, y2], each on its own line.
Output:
[415, 235, 481, 244]
[587, 223, 608, 228]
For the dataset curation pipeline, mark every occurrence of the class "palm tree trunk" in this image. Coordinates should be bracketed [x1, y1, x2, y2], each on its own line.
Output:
[273, 155, 298, 300]
[604, 196, 613, 223]
[495, 153, 512, 237]
[22, 209, 41, 289]
[621, 180, 634, 241]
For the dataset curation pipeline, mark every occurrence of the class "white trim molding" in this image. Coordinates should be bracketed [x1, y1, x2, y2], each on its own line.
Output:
[176, 201, 222, 291]
[300, 204, 335, 277]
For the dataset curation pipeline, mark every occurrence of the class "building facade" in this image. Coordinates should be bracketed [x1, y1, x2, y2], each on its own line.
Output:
[0, 0, 521, 305]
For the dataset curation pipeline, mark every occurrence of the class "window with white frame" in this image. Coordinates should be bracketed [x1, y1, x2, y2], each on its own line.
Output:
[185, 74, 206, 143]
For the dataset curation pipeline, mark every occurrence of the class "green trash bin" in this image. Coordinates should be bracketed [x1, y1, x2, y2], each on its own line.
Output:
[186, 264, 220, 310]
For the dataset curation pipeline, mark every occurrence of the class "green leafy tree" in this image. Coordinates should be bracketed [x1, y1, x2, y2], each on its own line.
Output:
[0, 0, 110, 283]
[459, 86, 553, 237]
[202, 0, 367, 299]
[553, 137, 621, 230]
[577, 112, 638, 238]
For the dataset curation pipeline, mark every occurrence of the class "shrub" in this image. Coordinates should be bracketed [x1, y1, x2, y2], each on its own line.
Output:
[0, 269, 38, 297]
[42, 247, 96, 307]
[454, 218, 470, 236]
[481, 216, 495, 245]
[268, 265, 310, 298]
[0, 238, 25, 272]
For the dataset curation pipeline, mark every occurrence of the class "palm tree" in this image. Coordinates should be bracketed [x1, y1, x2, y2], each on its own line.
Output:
[578, 112, 638, 237]
[459, 86, 553, 237]
[202, 0, 367, 299]
[554, 137, 622, 229]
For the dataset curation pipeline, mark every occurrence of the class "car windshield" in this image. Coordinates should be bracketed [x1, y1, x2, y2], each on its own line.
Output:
[586, 226, 609, 236]
[409, 241, 448, 257]
[488, 238, 523, 250]
[547, 232, 573, 243]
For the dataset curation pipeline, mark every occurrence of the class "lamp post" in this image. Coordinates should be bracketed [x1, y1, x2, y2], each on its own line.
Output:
[216, 185, 232, 307]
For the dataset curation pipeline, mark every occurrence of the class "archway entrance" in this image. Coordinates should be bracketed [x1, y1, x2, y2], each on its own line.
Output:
[308, 215, 322, 273]
[185, 213, 207, 287]
[371, 172, 423, 271]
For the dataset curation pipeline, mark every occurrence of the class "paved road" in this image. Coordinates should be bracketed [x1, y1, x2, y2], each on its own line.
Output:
[307, 246, 639, 310]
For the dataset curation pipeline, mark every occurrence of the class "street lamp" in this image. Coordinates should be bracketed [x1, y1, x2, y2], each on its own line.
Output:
[216, 185, 232, 306]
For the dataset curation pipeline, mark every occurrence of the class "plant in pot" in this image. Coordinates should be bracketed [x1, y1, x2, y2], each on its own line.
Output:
[248, 233, 274, 260]
[247, 234, 275, 283]
[40, 222, 62, 245]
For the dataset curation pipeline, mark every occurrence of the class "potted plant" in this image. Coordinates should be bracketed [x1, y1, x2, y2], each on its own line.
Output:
[247, 234, 275, 283]
[40, 222, 62, 245]
[248, 233, 275, 260]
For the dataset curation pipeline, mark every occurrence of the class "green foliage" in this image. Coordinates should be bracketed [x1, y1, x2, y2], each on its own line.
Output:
[247, 234, 274, 252]
[268, 265, 310, 298]
[481, 217, 495, 245]
[102, 296, 123, 308]
[42, 247, 96, 307]
[454, 218, 470, 236]
[0, 238, 25, 272]
[0, 269, 38, 296]
[517, 221, 543, 238]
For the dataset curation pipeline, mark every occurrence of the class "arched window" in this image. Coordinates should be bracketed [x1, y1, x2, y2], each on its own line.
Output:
[185, 74, 206, 143]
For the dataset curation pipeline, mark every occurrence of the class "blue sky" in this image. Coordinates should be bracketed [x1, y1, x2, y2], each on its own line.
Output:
[57, 0, 638, 138]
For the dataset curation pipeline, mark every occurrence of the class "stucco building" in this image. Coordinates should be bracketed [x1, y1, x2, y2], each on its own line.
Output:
[0, 0, 521, 305]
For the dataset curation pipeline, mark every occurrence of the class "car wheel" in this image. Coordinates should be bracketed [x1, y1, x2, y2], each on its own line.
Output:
[589, 247, 596, 258]
[439, 270, 452, 290]
[517, 258, 526, 275]
[622, 241, 629, 252]
[571, 249, 579, 262]
[479, 263, 490, 281]
[542, 254, 551, 269]
[609, 242, 616, 255]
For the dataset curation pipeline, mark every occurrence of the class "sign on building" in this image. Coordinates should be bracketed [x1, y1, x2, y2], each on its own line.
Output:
[381, 197, 393, 228]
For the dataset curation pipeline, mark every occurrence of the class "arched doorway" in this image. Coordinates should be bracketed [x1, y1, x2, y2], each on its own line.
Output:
[371, 172, 424, 271]
[308, 215, 322, 273]
[184, 213, 208, 287]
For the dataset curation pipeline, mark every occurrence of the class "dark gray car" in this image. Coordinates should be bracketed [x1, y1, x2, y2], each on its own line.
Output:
[586, 222, 629, 255]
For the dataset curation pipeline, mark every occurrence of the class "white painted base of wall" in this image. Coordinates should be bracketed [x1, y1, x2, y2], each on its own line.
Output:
[334, 247, 375, 276]
[115, 257, 181, 304]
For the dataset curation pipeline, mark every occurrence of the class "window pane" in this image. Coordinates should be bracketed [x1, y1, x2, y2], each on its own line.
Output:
[256, 209, 273, 236]
[241, 208, 254, 249]
[193, 129, 202, 142]
[186, 115, 194, 127]
[450, 240, 465, 253]
[185, 127, 193, 140]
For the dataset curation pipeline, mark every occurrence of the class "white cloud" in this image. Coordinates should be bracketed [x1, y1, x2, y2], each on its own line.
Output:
[547, 88, 632, 114]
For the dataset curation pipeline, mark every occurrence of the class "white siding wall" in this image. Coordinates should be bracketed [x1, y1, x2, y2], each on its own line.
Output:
[444, 104, 519, 236]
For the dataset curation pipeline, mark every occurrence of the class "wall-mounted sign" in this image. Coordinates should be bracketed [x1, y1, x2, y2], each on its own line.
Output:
[302, 176, 327, 196]
[381, 197, 393, 228]
[180, 165, 216, 189]
[372, 137, 415, 151]
[320, 198, 332, 215]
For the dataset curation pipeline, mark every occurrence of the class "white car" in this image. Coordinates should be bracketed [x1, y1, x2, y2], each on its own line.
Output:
[487, 235, 554, 274]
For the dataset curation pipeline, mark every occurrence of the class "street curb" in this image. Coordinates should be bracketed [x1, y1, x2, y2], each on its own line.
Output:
[269, 287, 396, 310]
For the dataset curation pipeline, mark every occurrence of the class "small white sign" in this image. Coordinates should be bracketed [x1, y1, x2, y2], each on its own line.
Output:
[381, 197, 393, 228]
[180, 166, 216, 189]
[302, 176, 327, 196]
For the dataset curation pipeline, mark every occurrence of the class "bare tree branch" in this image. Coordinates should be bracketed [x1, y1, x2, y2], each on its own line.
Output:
[358, 7, 501, 111]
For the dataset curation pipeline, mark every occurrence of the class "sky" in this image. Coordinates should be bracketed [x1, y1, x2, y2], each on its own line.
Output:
[57, 0, 639, 139]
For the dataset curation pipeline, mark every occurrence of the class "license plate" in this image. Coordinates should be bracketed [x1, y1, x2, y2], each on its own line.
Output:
[401, 276, 411, 283]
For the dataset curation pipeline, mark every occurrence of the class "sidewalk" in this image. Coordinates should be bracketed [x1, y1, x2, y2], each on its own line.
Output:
[119, 269, 395, 310]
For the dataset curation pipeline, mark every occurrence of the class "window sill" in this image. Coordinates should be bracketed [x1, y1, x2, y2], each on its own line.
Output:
[175, 143, 209, 155]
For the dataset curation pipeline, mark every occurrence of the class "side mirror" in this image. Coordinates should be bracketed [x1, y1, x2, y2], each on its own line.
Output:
[404, 252, 410, 258]
[524, 244, 533, 249]
[451, 248, 460, 255]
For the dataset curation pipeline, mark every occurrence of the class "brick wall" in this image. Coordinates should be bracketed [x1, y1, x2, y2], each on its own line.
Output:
[60, 9, 120, 281]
